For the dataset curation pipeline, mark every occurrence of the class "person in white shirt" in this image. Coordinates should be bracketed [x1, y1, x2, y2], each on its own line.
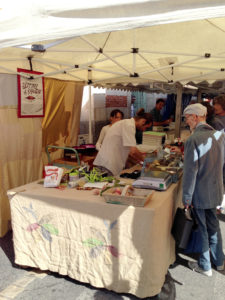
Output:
[94, 108, 153, 176]
[96, 109, 124, 151]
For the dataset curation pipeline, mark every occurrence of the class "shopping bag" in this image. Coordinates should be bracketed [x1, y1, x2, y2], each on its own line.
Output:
[183, 207, 201, 253]
[171, 208, 194, 249]
[183, 228, 202, 254]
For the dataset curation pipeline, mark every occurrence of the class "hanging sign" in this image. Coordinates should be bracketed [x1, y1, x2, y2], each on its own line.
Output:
[17, 68, 45, 118]
[105, 95, 127, 107]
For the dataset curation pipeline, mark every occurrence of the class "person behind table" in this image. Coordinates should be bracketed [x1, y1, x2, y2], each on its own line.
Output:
[182, 103, 225, 276]
[213, 94, 225, 128]
[96, 109, 124, 151]
[93, 108, 153, 176]
[201, 101, 224, 131]
[150, 98, 172, 126]
[135, 107, 150, 144]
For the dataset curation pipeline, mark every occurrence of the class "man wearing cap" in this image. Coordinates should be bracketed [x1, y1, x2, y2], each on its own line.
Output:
[182, 103, 225, 276]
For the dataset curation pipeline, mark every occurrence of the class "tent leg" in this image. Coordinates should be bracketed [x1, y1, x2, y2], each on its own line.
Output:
[88, 85, 93, 144]
[175, 83, 183, 138]
[197, 88, 202, 102]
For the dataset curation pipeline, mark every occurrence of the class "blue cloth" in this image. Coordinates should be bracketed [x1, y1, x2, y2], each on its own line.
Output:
[194, 208, 224, 271]
[162, 94, 176, 121]
[163, 93, 192, 121]
[132, 91, 147, 115]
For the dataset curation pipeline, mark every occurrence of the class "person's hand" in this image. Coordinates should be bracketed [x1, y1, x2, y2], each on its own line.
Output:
[164, 119, 170, 125]
[170, 146, 182, 153]
[183, 202, 193, 209]
[165, 118, 173, 124]
[129, 147, 145, 163]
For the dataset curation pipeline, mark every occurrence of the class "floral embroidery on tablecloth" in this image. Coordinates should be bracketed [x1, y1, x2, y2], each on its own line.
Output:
[83, 219, 119, 259]
[23, 203, 59, 242]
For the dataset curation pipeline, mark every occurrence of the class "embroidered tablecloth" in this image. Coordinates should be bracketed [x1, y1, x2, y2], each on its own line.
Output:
[8, 179, 182, 298]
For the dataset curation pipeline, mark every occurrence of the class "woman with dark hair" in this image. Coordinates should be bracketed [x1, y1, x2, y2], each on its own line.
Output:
[135, 108, 152, 144]
[93, 108, 153, 176]
[96, 109, 124, 150]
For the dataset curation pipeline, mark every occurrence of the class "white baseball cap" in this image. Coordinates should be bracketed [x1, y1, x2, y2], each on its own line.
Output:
[183, 103, 207, 116]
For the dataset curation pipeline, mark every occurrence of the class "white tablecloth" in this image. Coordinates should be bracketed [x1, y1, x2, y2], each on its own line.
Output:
[8, 179, 182, 298]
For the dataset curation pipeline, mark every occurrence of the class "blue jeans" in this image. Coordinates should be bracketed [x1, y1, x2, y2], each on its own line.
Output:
[194, 208, 224, 271]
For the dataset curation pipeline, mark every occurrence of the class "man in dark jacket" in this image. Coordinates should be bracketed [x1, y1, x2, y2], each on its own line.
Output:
[150, 98, 172, 126]
[213, 94, 225, 128]
[182, 103, 225, 276]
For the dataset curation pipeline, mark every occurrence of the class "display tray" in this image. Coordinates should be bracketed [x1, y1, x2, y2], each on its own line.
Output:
[102, 186, 154, 207]
[152, 166, 183, 183]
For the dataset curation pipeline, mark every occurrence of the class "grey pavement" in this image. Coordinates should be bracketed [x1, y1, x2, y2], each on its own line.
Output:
[0, 214, 225, 300]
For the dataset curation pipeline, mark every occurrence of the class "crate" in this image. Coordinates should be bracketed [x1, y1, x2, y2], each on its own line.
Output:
[46, 145, 81, 170]
[102, 187, 154, 207]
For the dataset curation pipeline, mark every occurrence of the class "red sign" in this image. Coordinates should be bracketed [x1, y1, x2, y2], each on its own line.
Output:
[105, 95, 127, 107]
[17, 68, 45, 118]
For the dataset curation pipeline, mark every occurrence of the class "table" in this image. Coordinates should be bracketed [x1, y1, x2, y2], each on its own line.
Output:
[8, 179, 182, 298]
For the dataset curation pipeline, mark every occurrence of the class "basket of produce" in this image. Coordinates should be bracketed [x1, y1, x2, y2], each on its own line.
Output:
[102, 185, 154, 207]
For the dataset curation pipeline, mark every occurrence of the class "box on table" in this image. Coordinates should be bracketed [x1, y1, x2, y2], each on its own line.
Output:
[102, 187, 154, 207]
[142, 131, 166, 147]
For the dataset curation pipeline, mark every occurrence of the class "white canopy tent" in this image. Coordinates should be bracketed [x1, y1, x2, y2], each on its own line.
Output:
[1, 0, 225, 237]
[1, 1, 225, 91]
[1, 1, 225, 48]
[1, 0, 225, 136]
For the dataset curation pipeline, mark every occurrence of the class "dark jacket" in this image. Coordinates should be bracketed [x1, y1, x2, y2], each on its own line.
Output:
[182, 123, 225, 209]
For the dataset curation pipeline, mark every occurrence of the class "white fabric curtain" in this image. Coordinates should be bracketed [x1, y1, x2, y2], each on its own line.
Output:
[0, 73, 43, 237]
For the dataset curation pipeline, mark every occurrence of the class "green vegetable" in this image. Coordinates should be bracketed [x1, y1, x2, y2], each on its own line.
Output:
[80, 167, 115, 183]
[70, 172, 78, 176]
[69, 168, 79, 175]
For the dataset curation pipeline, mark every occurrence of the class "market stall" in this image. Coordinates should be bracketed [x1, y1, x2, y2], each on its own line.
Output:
[8, 176, 182, 298]
[1, 0, 224, 239]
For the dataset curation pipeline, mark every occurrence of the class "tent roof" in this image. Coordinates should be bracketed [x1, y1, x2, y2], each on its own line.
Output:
[2, 1, 225, 48]
[1, 1, 225, 93]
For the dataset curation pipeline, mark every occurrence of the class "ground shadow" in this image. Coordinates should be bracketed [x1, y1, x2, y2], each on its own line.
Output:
[0, 230, 34, 271]
[93, 271, 176, 300]
[43, 268, 175, 300]
[0, 230, 15, 266]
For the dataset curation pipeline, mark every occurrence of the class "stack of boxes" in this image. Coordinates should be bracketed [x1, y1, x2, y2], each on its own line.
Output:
[142, 131, 166, 147]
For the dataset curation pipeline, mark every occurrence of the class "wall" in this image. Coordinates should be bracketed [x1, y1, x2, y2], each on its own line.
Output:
[79, 88, 132, 144]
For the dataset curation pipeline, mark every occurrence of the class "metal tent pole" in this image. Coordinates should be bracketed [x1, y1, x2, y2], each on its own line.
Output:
[88, 70, 93, 144]
[175, 83, 183, 138]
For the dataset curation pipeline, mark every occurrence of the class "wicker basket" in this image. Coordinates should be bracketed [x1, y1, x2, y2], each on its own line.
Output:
[102, 186, 154, 207]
